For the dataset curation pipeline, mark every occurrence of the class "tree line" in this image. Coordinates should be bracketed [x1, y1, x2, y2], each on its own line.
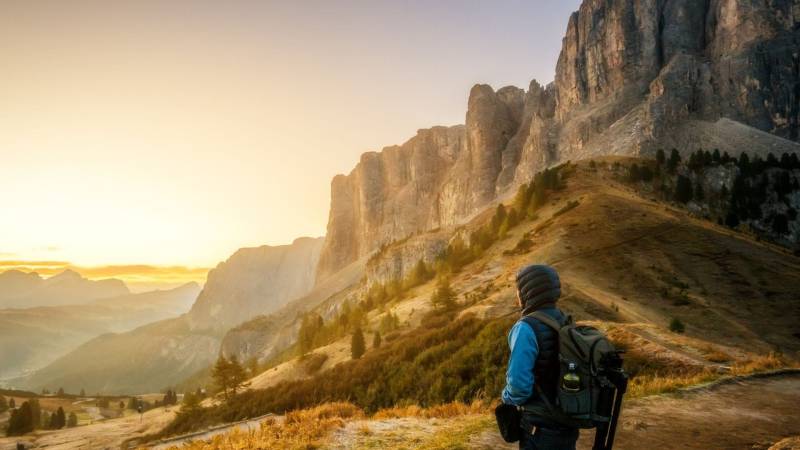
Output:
[623, 149, 799, 244]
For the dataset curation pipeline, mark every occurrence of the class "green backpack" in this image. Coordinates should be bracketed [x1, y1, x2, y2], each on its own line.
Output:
[523, 311, 625, 429]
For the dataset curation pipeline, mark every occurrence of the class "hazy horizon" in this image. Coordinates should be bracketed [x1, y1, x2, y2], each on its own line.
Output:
[0, 0, 580, 286]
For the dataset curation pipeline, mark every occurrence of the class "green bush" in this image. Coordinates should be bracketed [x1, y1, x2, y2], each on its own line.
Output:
[669, 318, 686, 333]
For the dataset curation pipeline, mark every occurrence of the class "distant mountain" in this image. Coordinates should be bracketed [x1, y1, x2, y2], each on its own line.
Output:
[17, 238, 325, 394]
[188, 237, 325, 331]
[0, 282, 200, 380]
[0, 269, 129, 308]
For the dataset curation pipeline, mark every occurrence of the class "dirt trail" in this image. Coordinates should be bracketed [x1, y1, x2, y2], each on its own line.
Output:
[471, 373, 800, 450]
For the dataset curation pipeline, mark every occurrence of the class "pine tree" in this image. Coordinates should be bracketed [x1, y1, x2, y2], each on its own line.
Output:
[694, 180, 705, 201]
[513, 183, 531, 213]
[490, 204, 507, 235]
[67, 412, 78, 428]
[212, 355, 233, 399]
[56, 407, 65, 429]
[57, 388, 64, 396]
[667, 149, 681, 174]
[431, 277, 456, 310]
[298, 314, 320, 355]
[7, 401, 33, 436]
[351, 326, 366, 360]
[656, 148, 666, 167]
[373, 331, 382, 349]
[9, 398, 16, 409]
[675, 175, 693, 203]
[227, 356, 249, 396]
[179, 391, 203, 418]
[628, 164, 641, 182]
[712, 149, 721, 162]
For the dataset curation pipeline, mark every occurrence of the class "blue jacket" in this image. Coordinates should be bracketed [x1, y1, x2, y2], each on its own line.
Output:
[502, 307, 562, 406]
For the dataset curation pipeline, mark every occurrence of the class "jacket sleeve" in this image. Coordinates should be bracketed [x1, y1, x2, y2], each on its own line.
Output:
[501, 320, 539, 406]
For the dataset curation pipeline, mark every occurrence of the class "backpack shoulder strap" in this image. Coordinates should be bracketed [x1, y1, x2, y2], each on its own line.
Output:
[524, 311, 565, 331]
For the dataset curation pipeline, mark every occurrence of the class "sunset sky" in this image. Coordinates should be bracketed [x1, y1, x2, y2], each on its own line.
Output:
[0, 0, 580, 286]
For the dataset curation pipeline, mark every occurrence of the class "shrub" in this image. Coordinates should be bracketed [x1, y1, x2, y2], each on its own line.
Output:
[669, 318, 685, 333]
[157, 315, 513, 437]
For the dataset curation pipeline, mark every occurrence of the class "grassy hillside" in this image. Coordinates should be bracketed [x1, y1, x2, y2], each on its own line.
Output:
[153, 157, 800, 439]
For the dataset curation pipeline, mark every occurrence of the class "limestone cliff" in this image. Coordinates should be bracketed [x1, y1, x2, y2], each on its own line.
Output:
[317, 0, 800, 280]
[188, 237, 324, 331]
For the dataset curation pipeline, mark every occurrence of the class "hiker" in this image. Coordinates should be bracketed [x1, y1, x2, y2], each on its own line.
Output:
[502, 264, 579, 450]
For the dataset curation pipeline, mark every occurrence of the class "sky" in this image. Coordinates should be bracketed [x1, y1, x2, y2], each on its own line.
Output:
[0, 0, 581, 286]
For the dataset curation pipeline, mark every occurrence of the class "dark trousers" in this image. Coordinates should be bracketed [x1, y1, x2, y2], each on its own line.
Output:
[519, 413, 579, 450]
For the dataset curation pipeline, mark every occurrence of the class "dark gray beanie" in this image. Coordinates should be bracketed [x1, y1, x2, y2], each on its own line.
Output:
[516, 264, 560, 313]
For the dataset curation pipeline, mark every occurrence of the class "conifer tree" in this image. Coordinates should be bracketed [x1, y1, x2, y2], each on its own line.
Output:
[7, 401, 33, 436]
[212, 355, 233, 399]
[67, 412, 78, 428]
[227, 356, 249, 396]
[373, 331, 382, 349]
[56, 407, 65, 429]
[656, 148, 666, 167]
[9, 398, 15, 409]
[431, 277, 456, 310]
[675, 175, 693, 203]
[351, 326, 366, 360]
[667, 149, 681, 174]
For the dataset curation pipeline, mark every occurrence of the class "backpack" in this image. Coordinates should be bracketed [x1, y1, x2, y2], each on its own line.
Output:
[522, 311, 624, 429]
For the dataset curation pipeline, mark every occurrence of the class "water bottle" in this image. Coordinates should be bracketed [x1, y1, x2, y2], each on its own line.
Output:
[562, 362, 581, 392]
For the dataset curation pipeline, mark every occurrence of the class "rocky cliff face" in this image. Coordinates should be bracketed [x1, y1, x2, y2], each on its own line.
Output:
[188, 237, 324, 331]
[317, 0, 800, 280]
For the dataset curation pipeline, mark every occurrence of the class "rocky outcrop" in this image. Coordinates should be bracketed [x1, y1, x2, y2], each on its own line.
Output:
[317, 0, 800, 280]
[188, 237, 324, 331]
[364, 232, 449, 285]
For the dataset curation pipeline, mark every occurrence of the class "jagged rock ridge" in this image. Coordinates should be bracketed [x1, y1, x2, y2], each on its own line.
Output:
[316, 0, 800, 280]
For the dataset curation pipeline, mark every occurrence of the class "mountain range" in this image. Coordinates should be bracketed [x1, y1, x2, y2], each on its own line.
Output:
[7, 0, 800, 398]
[14, 238, 325, 394]
[0, 269, 129, 309]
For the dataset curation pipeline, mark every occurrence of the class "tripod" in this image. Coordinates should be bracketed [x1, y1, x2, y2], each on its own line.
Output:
[592, 355, 629, 450]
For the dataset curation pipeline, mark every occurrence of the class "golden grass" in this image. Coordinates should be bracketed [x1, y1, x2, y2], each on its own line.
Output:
[372, 400, 487, 420]
[729, 352, 791, 376]
[627, 368, 718, 398]
[701, 345, 732, 363]
[162, 402, 363, 450]
[628, 353, 795, 398]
